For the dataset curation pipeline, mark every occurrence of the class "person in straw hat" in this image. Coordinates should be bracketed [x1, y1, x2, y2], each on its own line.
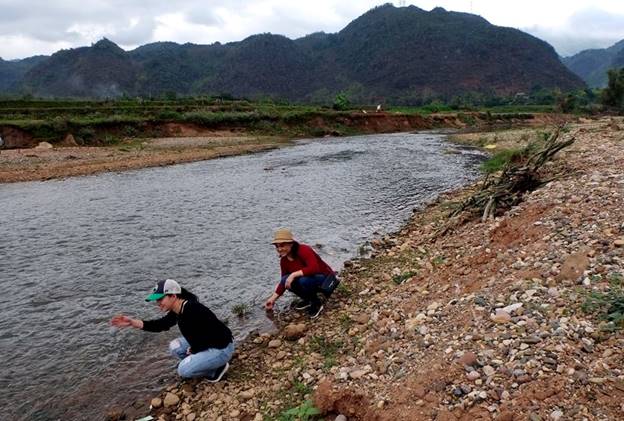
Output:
[264, 228, 339, 319]
[111, 279, 234, 381]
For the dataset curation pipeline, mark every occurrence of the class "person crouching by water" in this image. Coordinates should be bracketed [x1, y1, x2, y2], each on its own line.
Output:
[264, 228, 339, 319]
[111, 279, 234, 381]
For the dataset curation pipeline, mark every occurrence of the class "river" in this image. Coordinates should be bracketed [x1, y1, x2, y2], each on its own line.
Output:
[0, 132, 485, 420]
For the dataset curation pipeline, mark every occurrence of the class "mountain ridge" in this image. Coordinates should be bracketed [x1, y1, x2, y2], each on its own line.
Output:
[1, 4, 584, 102]
[563, 39, 624, 88]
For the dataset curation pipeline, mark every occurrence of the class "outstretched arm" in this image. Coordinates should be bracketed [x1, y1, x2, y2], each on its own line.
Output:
[111, 314, 144, 329]
[264, 292, 280, 311]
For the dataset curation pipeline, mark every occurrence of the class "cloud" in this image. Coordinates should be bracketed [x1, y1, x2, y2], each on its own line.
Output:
[523, 7, 624, 56]
[2, 1, 624, 59]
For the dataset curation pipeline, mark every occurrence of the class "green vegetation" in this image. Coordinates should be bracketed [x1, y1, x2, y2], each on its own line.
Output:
[582, 272, 624, 331]
[308, 335, 343, 369]
[601, 68, 624, 110]
[231, 303, 251, 318]
[332, 92, 351, 111]
[278, 400, 321, 421]
[392, 270, 418, 285]
[0, 97, 357, 145]
[480, 148, 525, 173]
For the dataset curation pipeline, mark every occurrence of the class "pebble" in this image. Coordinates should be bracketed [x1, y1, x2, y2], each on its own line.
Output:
[467, 371, 481, 380]
[491, 310, 512, 324]
[483, 365, 496, 377]
[163, 392, 180, 407]
[268, 339, 282, 348]
[550, 410, 563, 420]
[458, 351, 478, 366]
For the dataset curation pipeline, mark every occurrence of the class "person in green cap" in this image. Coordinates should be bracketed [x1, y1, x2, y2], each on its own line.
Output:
[111, 279, 234, 381]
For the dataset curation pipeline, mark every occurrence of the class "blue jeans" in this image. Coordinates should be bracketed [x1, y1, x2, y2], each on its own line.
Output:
[169, 336, 235, 378]
[281, 274, 326, 305]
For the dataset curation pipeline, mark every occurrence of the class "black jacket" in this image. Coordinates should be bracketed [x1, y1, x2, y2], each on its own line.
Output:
[142, 301, 232, 353]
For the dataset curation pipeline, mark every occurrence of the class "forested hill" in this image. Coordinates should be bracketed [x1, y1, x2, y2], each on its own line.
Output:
[563, 40, 624, 88]
[2, 4, 584, 103]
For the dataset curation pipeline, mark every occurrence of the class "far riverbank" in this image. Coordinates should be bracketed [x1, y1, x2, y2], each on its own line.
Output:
[0, 111, 564, 183]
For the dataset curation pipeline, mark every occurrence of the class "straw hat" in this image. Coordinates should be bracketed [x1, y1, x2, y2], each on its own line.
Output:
[272, 228, 295, 244]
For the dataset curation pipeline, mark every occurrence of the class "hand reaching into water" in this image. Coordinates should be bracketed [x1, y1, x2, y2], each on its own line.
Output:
[111, 314, 143, 329]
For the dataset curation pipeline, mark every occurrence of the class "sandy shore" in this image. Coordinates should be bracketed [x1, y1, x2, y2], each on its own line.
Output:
[111, 117, 624, 421]
[0, 131, 291, 183]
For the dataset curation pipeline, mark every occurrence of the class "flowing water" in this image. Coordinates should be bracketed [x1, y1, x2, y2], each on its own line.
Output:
[0, 132, 485, 420]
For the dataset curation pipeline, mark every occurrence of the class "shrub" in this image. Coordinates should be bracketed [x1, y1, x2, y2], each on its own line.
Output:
[332, 92, 350, 111]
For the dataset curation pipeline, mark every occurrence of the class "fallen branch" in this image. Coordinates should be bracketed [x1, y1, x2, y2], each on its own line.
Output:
[436, 125, 574, 235]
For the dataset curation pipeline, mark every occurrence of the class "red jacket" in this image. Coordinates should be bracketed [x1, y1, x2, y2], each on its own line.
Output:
[275, 243, 334, 295]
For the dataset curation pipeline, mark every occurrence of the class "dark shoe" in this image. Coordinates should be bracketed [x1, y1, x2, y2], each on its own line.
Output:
[320, 274, 340, 297]
[206, 362, 229, 383]
[293, 300, 311, 311]
[308, 303, 324, 319]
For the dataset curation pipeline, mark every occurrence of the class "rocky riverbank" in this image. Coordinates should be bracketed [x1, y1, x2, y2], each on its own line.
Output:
[118, 117, 623, 421]
[0, 131, 290, 183]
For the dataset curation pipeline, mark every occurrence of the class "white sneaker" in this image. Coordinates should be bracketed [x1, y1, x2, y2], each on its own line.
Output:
[206, 362, 229, 383]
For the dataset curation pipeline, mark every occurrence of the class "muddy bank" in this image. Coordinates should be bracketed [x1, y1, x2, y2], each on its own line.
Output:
[120, 117, 624, 420]
[0, 112, 562, 183]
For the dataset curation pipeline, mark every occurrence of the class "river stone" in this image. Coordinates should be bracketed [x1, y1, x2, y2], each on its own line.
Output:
[62, 133, 79, 147]
[283, 323, 306, 340]
[556, 250, 589, 282]
[458, 351, 478, 366]
[350, 369, 367, 379]
[467, 371, 481, 380]
[501, 303, 523, 314]
[353, 313, 370, 324]
[163, 392, 180, 407]
[268, 339, 282, 348]
[240, 389, 255, 400]
[491, 310, 512, 323]
[150, 397, 162, 408]
[483, 365, 496, 376]
[34, 141, 53, 150]
[335, 415, 348, 421]
[614, 239, 624, 247]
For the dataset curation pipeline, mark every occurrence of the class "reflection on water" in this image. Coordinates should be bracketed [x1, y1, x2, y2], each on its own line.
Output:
[0, 132, 484, 420]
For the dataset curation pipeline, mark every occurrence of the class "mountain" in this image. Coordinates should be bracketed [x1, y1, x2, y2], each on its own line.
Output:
[0, 55, 47, 93]
[21, 38, 139, 97]
[3, 4, 584, 102]
[563, 40, 624, 88]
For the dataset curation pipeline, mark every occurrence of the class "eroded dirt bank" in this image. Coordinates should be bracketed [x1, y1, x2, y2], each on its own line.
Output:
[0, 112, 560, 183]
[121, 117, 624, 421]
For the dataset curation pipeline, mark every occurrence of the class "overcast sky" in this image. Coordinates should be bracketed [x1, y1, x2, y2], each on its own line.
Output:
[1, 0, 623, 60]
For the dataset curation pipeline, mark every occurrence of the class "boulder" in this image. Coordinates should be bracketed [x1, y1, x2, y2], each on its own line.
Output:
[283, 323, 306, 340]
[34, 141, 53, 150]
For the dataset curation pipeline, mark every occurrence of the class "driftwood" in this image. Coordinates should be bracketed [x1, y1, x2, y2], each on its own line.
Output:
[447, 124, 575, 225]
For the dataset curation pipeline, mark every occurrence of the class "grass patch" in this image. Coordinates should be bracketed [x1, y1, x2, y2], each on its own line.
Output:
[231, 303, 251, 318]
[339, 313, 353, 331]
[309, 335, 343, 369]
[278, 400, 321, 421]
[581, 272, 624, 331]
[479, 148, 524, 173]
[392, 270, 418, 285]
